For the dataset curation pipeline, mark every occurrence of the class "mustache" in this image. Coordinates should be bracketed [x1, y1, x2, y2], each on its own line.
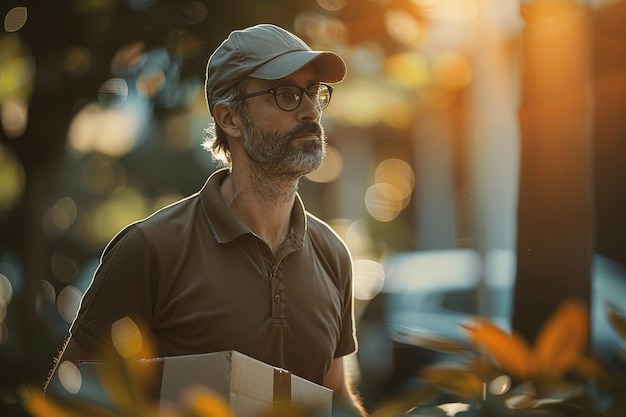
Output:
[286, 122, 324, 139]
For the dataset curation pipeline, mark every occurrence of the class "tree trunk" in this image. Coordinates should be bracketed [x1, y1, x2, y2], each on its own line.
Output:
[513, 0, 594, 344]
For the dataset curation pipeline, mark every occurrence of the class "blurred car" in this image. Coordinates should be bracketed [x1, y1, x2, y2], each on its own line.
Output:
[356, 249, 626, 409]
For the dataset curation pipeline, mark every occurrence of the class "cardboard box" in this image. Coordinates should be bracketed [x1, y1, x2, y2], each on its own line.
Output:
[79, 351, 332, 417]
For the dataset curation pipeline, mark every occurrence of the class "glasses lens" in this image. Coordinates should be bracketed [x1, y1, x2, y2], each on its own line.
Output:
[275, 86, 301, 111]
[315, 85, 331, 110]
[273, 84, 332, 111]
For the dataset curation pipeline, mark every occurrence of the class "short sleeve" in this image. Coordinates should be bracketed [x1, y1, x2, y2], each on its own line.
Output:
[70, 224, 156, 354]
[334, 248, 358, 358]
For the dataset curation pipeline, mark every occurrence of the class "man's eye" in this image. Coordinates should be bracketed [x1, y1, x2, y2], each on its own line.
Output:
[277, 89, 299, 102]
[307, 86, 321, 98]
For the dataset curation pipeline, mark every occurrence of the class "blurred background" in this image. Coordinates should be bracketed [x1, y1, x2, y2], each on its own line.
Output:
[1, 0, 625, 416]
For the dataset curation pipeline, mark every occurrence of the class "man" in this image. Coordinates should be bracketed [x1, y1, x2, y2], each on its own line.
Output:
[46, 24, 367, 416]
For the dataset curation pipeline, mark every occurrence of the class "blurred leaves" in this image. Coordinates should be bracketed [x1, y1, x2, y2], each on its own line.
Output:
[464, 299, 595, 382]
[372, 299, 626, 417]
[463, 319, 533, 381]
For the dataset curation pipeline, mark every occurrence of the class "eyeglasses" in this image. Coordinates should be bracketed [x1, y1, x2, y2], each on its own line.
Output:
[235, 83, 333, 112]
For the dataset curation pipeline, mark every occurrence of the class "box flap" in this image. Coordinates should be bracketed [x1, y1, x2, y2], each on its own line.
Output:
[291, 373, 333, 416]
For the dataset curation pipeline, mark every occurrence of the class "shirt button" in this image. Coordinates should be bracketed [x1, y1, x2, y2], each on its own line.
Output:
[274, 294, 281, 304]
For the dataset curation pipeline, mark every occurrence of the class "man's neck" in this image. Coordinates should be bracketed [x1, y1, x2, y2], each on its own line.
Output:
[220, 170, 297, 255]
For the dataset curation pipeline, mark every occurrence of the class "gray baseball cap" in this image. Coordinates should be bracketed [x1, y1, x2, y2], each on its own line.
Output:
[205, 24, 347, 114]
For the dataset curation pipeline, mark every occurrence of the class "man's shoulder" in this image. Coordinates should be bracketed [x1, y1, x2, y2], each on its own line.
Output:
[305, 212, 349, 254]
[140, 192, 199, 225]
[131, 192, 202, 244]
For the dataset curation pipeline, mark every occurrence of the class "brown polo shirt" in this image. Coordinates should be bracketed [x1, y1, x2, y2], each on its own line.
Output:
[70, 168, 356, 385]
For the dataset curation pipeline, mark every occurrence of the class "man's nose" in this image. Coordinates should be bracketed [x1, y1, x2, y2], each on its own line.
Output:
[296, 94, 321, 121]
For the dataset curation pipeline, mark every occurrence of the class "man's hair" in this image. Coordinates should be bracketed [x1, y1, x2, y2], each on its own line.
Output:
[202, 79, 249, 166]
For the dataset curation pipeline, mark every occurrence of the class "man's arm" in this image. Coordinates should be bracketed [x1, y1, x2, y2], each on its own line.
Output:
[44, 337, 97, 394]
[324, 357, 368, 417]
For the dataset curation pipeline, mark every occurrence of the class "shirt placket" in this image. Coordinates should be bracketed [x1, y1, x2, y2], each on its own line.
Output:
[269, 264, 286, 319]
[269, 232, 302, 321]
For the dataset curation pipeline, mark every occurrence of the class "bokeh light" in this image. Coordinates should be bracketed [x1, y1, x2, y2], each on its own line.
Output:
[136, 70, 166, 98]
[68, 103, 140, 157]
[344, 219, 375, 257]
[384, 52, 431, 89]
[346, 43, 385, 77]
[374, 158, 415, 209]
[306, 145, 344, 183]
[489, 374, 512, 395]
[295, 12, 347, 45]
[353, 259, 385, 301]
[0, 145, 25, 210]
[111, 41, 146, 74]
[365, 183, 404, 222]
[413, 0, 480, 22]
[316, 0, 346, 12]
[36, 279, 57, 314]
[433, 51, 473, 90]
[57, 285, 83, 323]
[167, 29, 205, 59]
[39, 279, 57, 306]
[152, 191, 185, 213]
[85, 186, 149, 247]
[1, 98, 28, 138]
[384, 9, 426, 47]
[0, 256, 21, 298]
[58, 361, 82, 394]
[111, 317, 143, 358]
[329, 78, 412, 128]
[42, 197, 78, 240]
[4, 7, 27, 32]
[365, 158, 416, 222]
[0, 273, 13, 307]
[98, 78, 129, 108]
[0, 35, 34, 103]
[438, 403, 471, 415]
[179, 1, 209, 25]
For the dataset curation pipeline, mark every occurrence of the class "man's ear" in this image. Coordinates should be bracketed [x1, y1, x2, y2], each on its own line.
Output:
[213, 104, 243, 138]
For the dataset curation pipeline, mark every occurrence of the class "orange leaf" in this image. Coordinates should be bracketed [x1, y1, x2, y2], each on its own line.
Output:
[21, 390, 71, 417]
[463, 319, 532, 380]
[533, 300, 588, 378]
[21, 388, 121, 417]
[180, 386, 236, 417]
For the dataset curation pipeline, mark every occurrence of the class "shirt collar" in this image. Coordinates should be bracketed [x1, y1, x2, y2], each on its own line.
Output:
[200, 168, 307, 245]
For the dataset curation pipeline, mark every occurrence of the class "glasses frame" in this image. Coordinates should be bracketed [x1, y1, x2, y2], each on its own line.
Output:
[234, 83, 333, 112]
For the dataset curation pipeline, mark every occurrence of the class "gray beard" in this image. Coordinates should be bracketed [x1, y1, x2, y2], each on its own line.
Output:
[241, 120, 326, 198]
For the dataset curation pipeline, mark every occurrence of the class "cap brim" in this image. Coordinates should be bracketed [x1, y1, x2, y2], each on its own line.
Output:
[249, 51, 346, 83]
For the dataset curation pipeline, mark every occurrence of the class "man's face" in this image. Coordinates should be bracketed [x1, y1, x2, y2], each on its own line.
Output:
[239, 64, 327, 178]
